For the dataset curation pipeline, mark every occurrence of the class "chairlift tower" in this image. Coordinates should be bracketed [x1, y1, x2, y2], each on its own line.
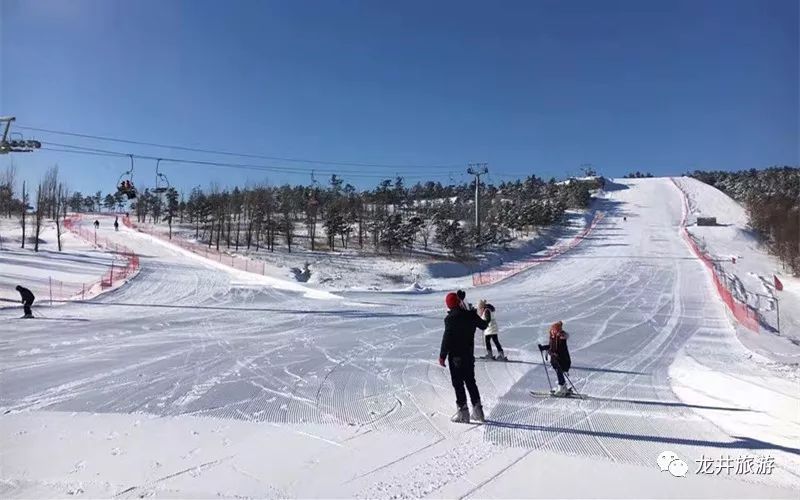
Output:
[467, 163, 489, 244]
[0, 117, 42, 154]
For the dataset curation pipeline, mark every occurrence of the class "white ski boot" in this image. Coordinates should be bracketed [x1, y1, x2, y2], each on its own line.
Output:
[553, 384, 569, 397]
[470, 404, 485, 423]
[496, 351, 507, 361]
[451, 405, 470, 423]
[481, 353, 496, 360]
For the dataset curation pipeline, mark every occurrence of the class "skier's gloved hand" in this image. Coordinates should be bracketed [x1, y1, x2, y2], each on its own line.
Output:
[537, 344, 548, 352]
[438, 357, 446, 367]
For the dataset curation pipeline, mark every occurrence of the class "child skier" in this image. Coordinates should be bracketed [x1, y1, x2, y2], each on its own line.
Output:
[538, 321, 572, 396]
[456, 289, 471, 310]
[478, 299, 505, 361]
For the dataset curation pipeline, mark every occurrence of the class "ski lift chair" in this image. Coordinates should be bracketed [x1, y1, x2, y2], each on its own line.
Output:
[116, 155, 138, 199]
[152, 159, 170, 194]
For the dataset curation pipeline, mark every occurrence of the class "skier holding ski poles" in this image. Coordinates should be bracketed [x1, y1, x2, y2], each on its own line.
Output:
[538, 321, 572, 396]
[439, 292, 489, 423]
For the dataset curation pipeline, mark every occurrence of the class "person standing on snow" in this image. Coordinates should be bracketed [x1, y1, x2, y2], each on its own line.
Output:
[16, 285, 35, 318]
[114, 217, 119, 232]
[539, 321, 572, 396]
[439, 292, 489, 423]
[478, 299, 505, 360]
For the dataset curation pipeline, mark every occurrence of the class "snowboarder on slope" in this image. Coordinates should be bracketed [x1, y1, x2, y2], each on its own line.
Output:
[538, 321, 572, 396]
[16, 285, 35, 318]
[478, 299, 505, 361]
[439, 292, 489, 423]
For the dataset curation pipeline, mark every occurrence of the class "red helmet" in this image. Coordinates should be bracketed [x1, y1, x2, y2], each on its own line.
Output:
[445, 292, 460, 310]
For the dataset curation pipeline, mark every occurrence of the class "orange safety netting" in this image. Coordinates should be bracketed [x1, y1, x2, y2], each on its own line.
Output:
[472, 211, 605, 287]
[61, 215, 141, 298]
[670, 179, 759, 333]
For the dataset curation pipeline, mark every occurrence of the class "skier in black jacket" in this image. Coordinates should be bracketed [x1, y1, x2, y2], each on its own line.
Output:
[439, 292, 489, 423]
[16, 285, 35, 318]
[539, 321, 572, 396]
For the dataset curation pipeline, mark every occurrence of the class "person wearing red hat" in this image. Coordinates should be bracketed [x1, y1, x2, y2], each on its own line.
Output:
[439, 291, 489, 423]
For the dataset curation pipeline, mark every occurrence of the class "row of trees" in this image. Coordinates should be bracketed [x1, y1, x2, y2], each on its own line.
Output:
[1, 164, 69, 252]
[0, 162, 598, 259]
[133, 175, 597, 258]
[689, 167, 799, 275]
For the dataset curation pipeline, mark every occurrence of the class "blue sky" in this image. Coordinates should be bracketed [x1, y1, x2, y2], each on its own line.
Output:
[1, 0, 797, 195]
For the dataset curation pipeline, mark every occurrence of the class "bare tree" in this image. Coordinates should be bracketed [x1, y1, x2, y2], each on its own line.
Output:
[281, 195, 295, 252]
[305, 189, 318, 251]
[34, 183, 44, 252]
[1, 162, 16, 218]
[42, 166, 59, 220]
[20, 180, 27, 249]
[55, 183, 68, 251]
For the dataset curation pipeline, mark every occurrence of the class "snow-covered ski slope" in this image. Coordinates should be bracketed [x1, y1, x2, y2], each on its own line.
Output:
[1, 179, 798, 498]
[673, 176, 800, 362]
[0, 218, 117, 303]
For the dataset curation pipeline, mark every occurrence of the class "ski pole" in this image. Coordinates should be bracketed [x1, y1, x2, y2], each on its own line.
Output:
[562, 370, 582, 398]
[540, 349, 553, 392]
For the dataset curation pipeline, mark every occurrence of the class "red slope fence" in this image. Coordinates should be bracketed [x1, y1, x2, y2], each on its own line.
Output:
[123, 218, 272, 276]
[472, 211, 605, 286]
[59, 215, 141, 299]
[670, 178, 759, 333]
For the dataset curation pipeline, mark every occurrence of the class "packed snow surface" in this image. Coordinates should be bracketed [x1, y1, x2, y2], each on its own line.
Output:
[1, 179, 798, 498]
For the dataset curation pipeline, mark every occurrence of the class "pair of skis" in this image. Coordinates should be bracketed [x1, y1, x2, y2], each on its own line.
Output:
[535, 349, 585, 399]
[529, 389, 588, 400]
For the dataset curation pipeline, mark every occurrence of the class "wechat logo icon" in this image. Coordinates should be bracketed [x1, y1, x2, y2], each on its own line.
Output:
[657, 451, 688, 478]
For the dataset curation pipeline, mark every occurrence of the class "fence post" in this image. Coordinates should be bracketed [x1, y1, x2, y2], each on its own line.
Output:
[110, 261, 114, 285]
[82, 283, 85, 300]
[49, 277, 53, 305]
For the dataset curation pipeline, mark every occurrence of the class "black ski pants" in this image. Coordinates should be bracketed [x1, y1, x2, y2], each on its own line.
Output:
[23, 298, 34, 317]
[484, 335, 503, 355]
[448, 355, 481, 408]
[552, 362, 566, 385]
